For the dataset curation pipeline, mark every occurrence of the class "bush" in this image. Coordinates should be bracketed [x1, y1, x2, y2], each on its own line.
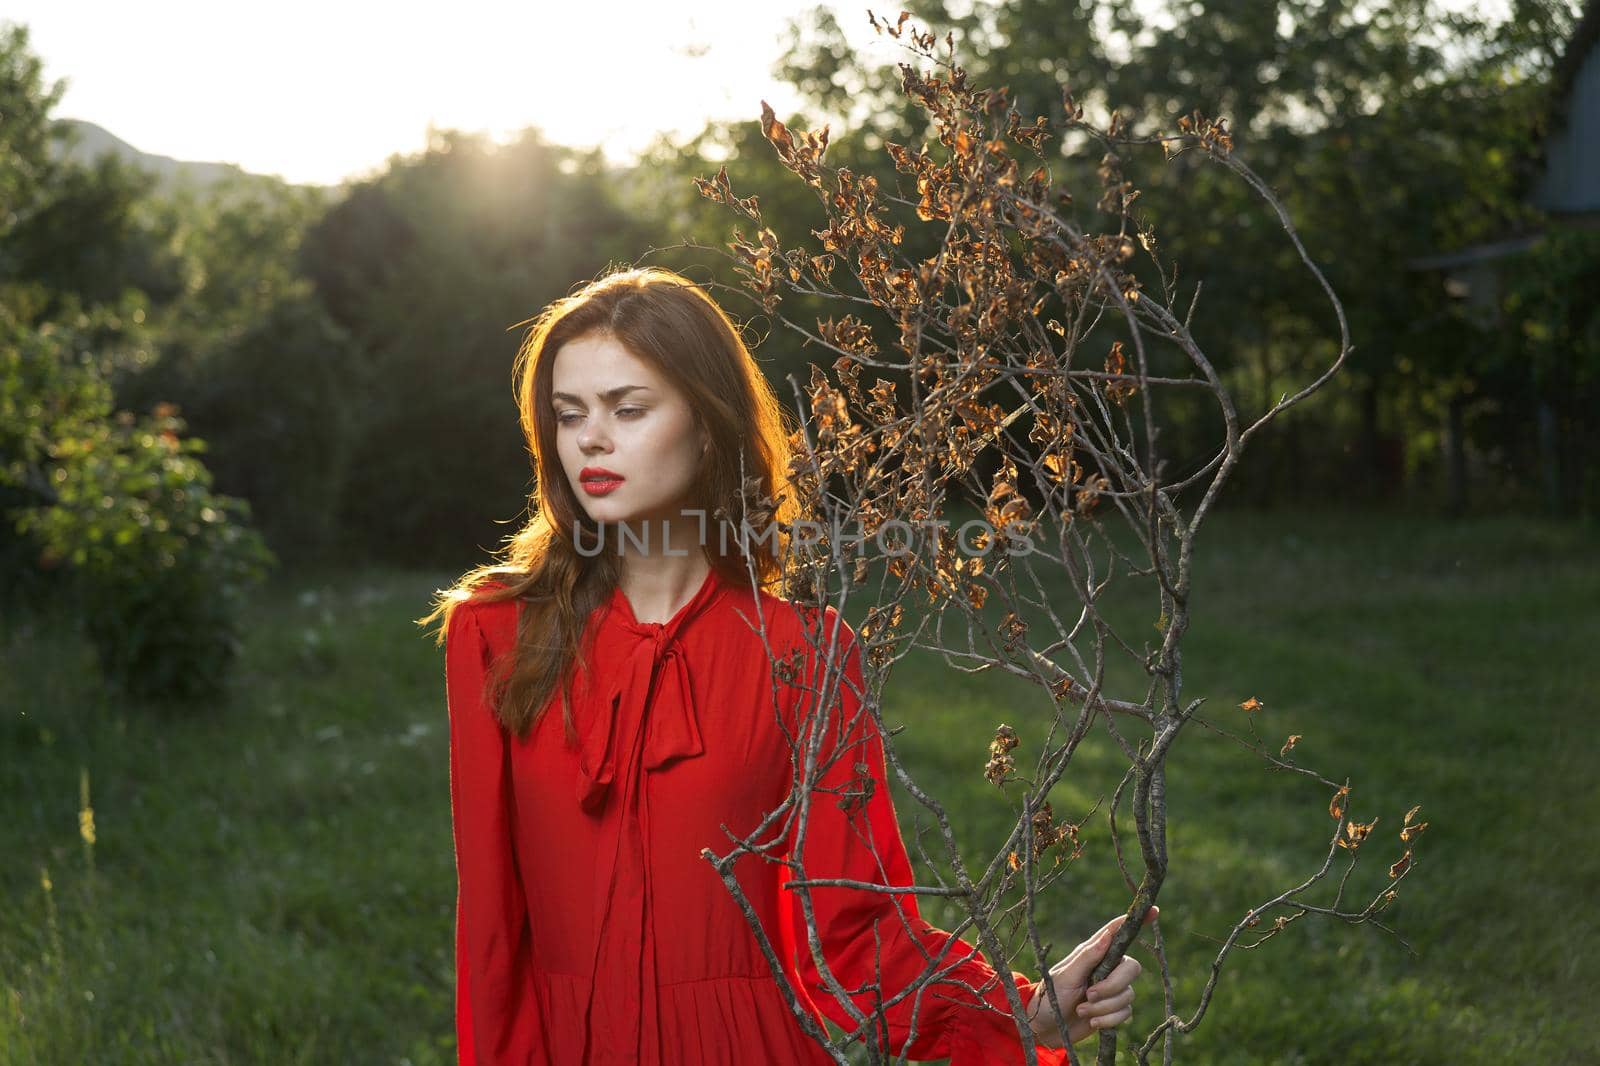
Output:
[1, 307, 276, 704]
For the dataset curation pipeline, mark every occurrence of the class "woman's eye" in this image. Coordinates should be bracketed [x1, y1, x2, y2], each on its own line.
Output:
[555, 407, 643, 426]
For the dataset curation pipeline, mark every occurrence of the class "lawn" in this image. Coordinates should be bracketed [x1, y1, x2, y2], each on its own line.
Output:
[2, 504, 1595, 1064]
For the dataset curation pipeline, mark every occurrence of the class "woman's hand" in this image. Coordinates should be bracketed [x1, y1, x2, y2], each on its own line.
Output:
[1025, 906, 1157, 1047]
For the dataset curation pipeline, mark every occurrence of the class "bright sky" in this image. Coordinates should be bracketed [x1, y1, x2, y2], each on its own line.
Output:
[7, 0, 1518, 188]
[5, 1, 904, 186]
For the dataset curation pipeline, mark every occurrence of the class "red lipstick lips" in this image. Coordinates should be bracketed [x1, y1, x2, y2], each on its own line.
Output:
[580, 467, 624, 496]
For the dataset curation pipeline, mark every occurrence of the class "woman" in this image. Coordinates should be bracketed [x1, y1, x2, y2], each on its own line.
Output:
[424, 267, 1149, 1065]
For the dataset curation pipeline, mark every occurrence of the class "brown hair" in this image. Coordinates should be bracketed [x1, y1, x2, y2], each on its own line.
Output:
[418, 266, 801, 741]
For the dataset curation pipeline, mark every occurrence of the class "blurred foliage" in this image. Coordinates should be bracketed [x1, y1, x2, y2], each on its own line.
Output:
[0, 304, 274, 703]
[297, 128, 655, 562]
[1491, 227, 1600, 511]
[0, 19, 65, 253]
[112, 175, 361, 567]
[771, 0, 1594, 513]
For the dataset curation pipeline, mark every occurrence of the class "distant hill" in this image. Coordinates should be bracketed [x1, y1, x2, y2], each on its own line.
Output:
[48, 118, 330, 195]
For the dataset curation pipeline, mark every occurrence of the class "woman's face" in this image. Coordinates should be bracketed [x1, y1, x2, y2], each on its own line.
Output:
[549, 331, 709, 530]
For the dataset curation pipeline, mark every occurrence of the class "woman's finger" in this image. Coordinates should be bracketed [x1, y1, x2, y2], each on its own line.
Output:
[1085, 987, 1135, 1030]
[1084, 954, 1142, 1000]
[1050, 913, 1126, 980]
[1086, 1001, 1134, 1030]
[1077, 985, 1132, 1019]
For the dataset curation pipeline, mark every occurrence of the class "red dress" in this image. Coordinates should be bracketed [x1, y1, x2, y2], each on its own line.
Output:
[445, 565, 1069, 1066]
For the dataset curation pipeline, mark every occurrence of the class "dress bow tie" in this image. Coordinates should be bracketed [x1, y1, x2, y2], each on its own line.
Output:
[574, 631, 705, 813]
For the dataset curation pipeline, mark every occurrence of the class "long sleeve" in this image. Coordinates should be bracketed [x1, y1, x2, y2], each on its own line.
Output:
[782, 610, 1068, 1066]
[446, 604, 543, 1065]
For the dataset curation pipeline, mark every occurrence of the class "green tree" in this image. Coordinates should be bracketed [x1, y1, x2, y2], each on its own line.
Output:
[110, 174, 359, 566]
[772, 0, 1583, 509]
[298, 127, 654, 563]
[0, 21, 65, 256]
[1, 21, 274, 702]
[1, 302, 275, 703]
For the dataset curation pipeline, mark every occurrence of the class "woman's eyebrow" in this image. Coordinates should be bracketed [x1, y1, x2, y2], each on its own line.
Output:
[551, 385, 653, 404]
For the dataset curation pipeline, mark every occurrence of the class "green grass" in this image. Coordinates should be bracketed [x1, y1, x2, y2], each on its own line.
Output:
[2, 507, 1595, 1064]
